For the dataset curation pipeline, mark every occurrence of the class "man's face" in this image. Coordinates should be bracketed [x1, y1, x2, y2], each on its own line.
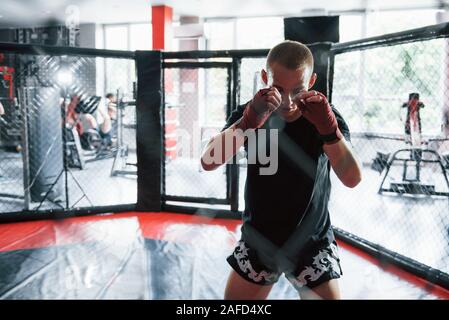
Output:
[264, 62, 315, 118]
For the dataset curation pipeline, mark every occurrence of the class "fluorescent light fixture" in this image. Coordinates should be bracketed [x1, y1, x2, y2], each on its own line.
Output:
[56, 67, 73, 87]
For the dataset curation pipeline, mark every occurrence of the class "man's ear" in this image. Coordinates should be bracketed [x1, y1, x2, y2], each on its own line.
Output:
[261, 69, 268, 85]
[308, 72, 317, 89]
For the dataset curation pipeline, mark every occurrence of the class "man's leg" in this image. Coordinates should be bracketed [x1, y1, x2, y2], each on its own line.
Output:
[288, 241, 342, 300]
[224, 270, 273, 300]
[100, 114, 112, 133]
[84, 114, 98, 129]
[299, 279, 341, 300]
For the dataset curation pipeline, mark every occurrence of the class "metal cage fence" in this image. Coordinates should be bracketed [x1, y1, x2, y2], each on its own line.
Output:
[330, 25, 449, 277]
[161, 60, 233, 209]
[1, 24, 449, 289]
[0, 45, 137, 217]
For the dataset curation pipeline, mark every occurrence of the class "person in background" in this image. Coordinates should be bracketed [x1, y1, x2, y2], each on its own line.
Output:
[105, 93, 118, 121]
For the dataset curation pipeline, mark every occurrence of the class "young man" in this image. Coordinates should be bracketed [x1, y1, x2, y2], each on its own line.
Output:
[66, 95, 113, 149]
[105, 93, 118, 120]
[201, 41, 361, 299]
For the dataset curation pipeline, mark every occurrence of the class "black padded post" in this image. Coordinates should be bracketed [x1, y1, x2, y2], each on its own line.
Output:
[305, 43, 333, 97]
[284, 17, 339, 97]
[135, 51, 163, 211]
[284, 16, 339, 44]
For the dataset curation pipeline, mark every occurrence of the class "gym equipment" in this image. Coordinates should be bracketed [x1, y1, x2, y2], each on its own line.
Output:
[66, 126, 85, 170]
[0, 85, 65, 208]
[75, 95, 102, 114]
[32, 62, 93, 210]
[378, 147, 449, 196]
[66, 94, 117, 167]
[110, 91, 137, 177]
[36, 91, 92, 209]
[374, 93, 449, 197]
[402, 92, 424, 145]
[0, 58, 21, 150]
[0, 65, 15, 100]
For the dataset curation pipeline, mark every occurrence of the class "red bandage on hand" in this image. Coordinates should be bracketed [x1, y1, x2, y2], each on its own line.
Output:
[297, 92, 343, 144]
[236, 88, 273, 131]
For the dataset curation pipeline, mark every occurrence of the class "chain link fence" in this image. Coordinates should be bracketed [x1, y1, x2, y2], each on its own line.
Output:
[160, 43, 449, 282]
[163, 65, 230, 202]
[0, 51, 137, 214]
[331, 38, 449, 275]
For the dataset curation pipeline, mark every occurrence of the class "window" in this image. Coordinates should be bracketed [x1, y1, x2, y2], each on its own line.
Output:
[366, 9, 437, 38]
[204, 19, 235, 50]
[235, 17, 283, 49]
[203, 68, 228, 126]
[104, 25, 128, 50]
[339, 14, 364, 42]
[338, 9, 439, 43]
[205, 16, 283, 50]
[103, 24, 134, 98]
[130, 23, 152, 50]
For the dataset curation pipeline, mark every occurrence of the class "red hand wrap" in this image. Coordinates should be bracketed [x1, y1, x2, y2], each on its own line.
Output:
[236, 88, 272, 131]
[300, 92, 343, 145]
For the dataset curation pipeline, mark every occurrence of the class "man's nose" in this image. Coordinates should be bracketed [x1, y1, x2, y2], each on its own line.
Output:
[282, 93, 292, 107]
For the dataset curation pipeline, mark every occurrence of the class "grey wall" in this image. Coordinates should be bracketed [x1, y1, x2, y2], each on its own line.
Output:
[79, 23, 96, 48]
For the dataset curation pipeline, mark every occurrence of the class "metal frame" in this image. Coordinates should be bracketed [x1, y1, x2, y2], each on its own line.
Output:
[2, 23, 448, 217]
[378, 148, 449, 196]
[160, 50, 268, 215]
[328, 21, 449, 290]
[163, 49, 269, 60]
[331, 22, 449, 54]
[162, 60, 234, 208]
[329, 22, 449, 102]
[334, 227, 449, 291]
[110, 91, 138, 177]
[1, 22, 448, 291]
[0, 204, 136, 224]
[0, 42, 135, 59]
[0, 88, 28, 205]
[0, 42, 137, 221]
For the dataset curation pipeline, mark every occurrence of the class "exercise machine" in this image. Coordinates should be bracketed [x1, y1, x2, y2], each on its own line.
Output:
[373, 93, 449, 197]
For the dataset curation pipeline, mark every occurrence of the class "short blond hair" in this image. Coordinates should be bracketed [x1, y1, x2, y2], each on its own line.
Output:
[267, 40, 314, 71]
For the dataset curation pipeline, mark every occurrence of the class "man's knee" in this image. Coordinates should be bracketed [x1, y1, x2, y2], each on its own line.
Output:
[300, 279, 341, 300]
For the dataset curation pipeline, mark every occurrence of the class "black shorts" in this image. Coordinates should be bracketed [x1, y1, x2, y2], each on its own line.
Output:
[227, 239, 342, 290]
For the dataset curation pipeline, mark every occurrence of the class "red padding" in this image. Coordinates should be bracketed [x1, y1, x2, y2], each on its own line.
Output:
[337, 239, 449, 300]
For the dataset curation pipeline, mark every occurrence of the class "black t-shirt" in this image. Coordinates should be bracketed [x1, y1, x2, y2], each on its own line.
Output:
[222, 102, 350, 270]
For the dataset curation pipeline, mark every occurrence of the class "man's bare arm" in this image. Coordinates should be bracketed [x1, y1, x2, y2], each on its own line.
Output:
[323, 138, 362, 188]
[201, 87, 281, 171]
[200, 122, 246, 171]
